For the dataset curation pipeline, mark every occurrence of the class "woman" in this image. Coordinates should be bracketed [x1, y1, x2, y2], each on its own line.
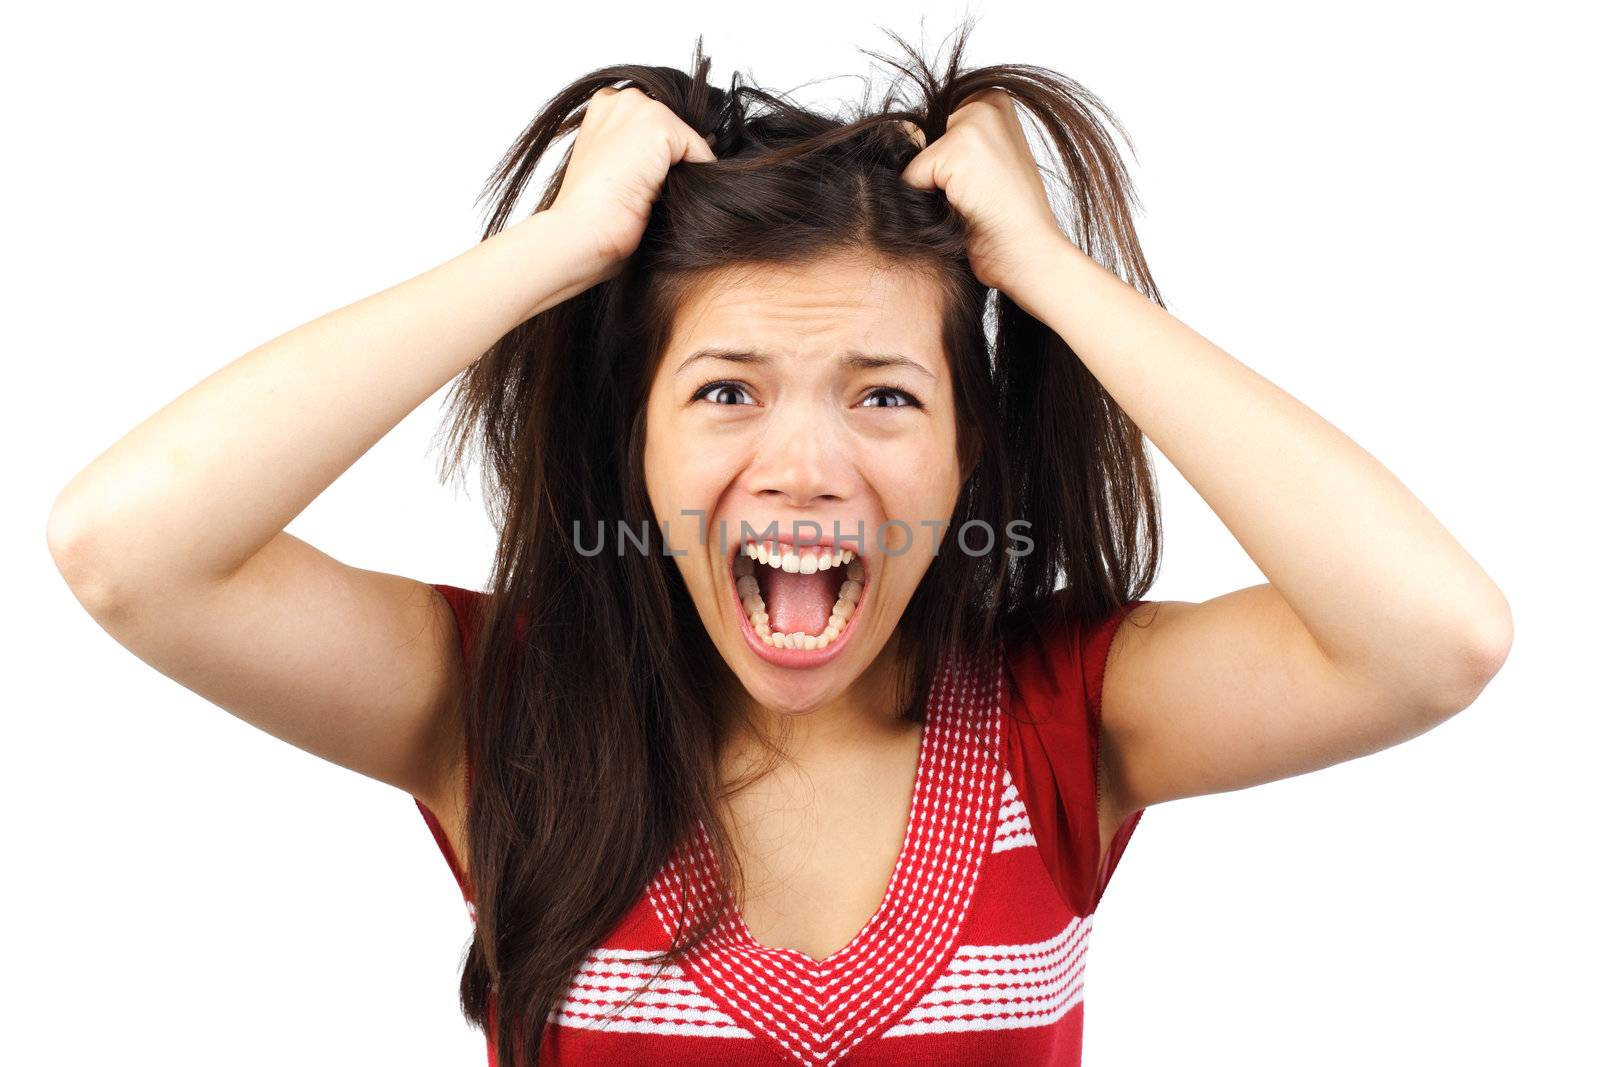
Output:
[46, 23, 1511, 1067]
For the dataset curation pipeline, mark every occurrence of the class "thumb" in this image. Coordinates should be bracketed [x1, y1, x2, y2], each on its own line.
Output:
[901, 145, 936, 190]
[682, 131, 718, 164]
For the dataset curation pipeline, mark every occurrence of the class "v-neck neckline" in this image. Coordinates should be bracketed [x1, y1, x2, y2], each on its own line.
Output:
[723, 710, 933, 966]
[644, 644, 1005, 1067]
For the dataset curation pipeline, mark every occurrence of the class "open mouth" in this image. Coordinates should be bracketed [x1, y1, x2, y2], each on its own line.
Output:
[729, 537, 868, 656]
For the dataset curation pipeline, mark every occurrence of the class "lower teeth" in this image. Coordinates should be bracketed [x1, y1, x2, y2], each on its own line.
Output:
[733, 550, 863, 650]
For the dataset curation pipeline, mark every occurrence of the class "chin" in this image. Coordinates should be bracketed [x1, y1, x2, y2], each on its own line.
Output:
[729, 670, 845, 718]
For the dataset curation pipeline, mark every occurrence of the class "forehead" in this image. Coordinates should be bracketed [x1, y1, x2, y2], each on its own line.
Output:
[662, 253, 946, 377]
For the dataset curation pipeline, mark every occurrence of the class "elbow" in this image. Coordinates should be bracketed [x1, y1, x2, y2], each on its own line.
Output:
[47, 491, 127, 615]
[1426, 590, 1515, 718]
[46, 490, 92, 581]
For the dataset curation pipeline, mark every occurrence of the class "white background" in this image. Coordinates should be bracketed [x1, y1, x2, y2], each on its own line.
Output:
[7, 2, 1595, 1064]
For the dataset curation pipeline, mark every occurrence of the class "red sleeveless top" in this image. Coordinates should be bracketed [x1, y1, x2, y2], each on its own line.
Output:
[416, 584, 1147, 1066]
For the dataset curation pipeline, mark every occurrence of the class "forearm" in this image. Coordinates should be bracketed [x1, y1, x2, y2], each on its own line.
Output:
[1019, 236, 1511, 698]
[48, 208, 596, 598]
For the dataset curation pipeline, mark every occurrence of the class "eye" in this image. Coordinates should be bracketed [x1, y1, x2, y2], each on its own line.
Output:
[691, 379, 757, 406]
[859, 387, 924, 410]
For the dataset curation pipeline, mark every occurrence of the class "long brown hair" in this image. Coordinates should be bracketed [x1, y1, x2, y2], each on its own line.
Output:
[431, 17, 1160, 1064]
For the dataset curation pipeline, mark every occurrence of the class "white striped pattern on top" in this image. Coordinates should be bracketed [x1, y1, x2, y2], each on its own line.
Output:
[882, 915, 1094, 1037]
[993, 767, 1039, 854]
[546, 914, 1098, 1043]
[549, 947, 749, 1038]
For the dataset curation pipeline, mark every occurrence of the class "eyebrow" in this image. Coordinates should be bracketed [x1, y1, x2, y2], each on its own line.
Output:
[674, 347, 937, 381]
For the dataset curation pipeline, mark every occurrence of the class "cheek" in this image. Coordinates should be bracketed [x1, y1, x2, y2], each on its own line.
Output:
[645, 428, 743, 550]
[643, 404, 699, 509]
[872, 450, 962, 556]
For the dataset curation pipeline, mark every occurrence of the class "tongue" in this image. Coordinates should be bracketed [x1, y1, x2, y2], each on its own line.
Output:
[762, 569, 836, 636]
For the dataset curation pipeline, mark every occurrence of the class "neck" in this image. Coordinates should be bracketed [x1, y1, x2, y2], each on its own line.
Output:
[715, 628, 915, 767]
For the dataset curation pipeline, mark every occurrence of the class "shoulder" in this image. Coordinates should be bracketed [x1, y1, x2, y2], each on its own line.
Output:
[429, 582, 489, 658]
[414, 583, 489, 895]
[1001, 590, 1152, 728]
[429, 583, 537, 660]
[999, 590, 1157, 914]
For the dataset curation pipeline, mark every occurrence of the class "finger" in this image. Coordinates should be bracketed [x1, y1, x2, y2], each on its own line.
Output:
[899, 119, 927, 149]
[900, 142, 936, 189]
[682, 129, 717, 164]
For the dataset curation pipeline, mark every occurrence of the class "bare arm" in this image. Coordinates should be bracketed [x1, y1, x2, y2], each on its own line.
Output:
[46, 87, 714, 832]
[897, 88, 1512, 860]
[1011, 242, 1514, 833]
[45, 207, 600, 805]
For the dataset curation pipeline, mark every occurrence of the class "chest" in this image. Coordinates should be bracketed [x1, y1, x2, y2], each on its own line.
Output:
[716, 726, 922, 962]
[545, 758, 1097, 1067]
[542, 646, 1103, 1065]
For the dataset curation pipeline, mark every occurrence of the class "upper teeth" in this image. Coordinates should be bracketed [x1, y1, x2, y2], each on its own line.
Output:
[742, 540, 857, 573]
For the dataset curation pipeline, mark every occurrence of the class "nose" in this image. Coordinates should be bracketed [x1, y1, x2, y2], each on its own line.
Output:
[750, 406, 848, 508]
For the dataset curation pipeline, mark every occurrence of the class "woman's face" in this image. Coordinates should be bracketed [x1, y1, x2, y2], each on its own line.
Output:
[643, 252, 966, 717]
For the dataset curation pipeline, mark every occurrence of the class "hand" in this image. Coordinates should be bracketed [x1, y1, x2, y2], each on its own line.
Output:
[899, 89, 1069, 297]
[547, 86, 717, 281]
